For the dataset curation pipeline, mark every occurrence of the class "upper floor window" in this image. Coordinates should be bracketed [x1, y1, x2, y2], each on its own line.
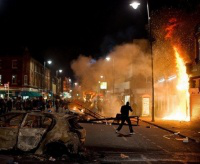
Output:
[12, 75, 17, 84]
[12, 60, 18, 69]
[24, 75, 28, 85]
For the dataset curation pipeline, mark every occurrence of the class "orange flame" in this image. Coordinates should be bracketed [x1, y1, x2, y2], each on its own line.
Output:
[174, 47, 189, 91]
[163, 47, 190, 121]
[165, 18, 178, 40]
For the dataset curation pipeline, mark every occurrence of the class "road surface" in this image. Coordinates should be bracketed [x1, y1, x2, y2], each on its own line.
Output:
[81, 121, 200, 163]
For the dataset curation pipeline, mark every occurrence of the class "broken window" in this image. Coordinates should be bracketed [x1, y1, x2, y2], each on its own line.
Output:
[23, 114, 52, 129]
[0, 113, 24, 128]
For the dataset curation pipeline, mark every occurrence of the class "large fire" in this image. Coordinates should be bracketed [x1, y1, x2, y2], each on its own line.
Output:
[162, 47, 190, 121]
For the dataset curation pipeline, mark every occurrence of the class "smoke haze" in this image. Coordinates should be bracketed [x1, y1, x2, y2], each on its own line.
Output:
[71, 40, 151, 92]
[71, 40, 151, 116]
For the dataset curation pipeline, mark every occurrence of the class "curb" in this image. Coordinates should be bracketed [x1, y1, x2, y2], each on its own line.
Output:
[140, 119, 199, 143]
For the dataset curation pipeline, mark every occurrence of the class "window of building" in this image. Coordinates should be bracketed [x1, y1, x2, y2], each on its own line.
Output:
[24, 75, 28, 85]
[12, 60, 18, 69]
[12, 75, 17, 84]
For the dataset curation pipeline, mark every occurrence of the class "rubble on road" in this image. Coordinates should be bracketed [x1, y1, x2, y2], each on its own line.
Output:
[120, 153, 129, 159]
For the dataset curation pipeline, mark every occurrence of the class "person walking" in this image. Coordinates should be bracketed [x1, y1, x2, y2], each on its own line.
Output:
[116, 102, 134, 135]
[55, 99, 59, 113]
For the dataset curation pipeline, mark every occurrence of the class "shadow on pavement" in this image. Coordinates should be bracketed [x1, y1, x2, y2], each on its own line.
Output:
[117, 133, 132, 137]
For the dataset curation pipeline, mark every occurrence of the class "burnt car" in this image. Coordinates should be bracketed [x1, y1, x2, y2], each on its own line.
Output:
[0, 111, 86, 156]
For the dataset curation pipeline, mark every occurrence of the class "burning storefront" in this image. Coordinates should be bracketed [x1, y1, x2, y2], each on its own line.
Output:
[152, 5, 200, 121]
[187, 24, 200, 120]
[155, 47, 190, 121]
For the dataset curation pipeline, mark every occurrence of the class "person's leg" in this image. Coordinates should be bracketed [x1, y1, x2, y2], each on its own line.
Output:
[126, 117, 134, 133]
[116, 118, 125, 131]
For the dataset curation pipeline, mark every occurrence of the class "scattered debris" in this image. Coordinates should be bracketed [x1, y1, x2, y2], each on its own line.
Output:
[174, 132, 180, 135]
[163, 134, 174, 139]
[49, 156, 56, 161]
[120, 153, 129, 159]
[163, 135, 171, 139]
[183, 137, 189, 143]
[28, 155, 46, 161]
[175, 138, 184, 141]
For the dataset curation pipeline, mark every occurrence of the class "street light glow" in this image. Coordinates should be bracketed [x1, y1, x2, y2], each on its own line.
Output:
[130, 2, 140, 9]
[47, 60, 52, 64]
[59, 69, 63, 73]
[106, 57, 111, 61]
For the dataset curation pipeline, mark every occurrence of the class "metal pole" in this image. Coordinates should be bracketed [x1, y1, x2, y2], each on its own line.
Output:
[8, 82, 9, 99]
[43, 61, 46, 92]
[56, 71, 58, 96]
[147, 0, 155, 122]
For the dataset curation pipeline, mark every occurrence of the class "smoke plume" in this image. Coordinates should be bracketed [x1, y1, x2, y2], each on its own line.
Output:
[71, 40, 151, 116]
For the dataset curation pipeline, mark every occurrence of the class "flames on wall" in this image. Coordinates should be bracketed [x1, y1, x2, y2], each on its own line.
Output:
[162, 47, 190, 121]
[160, 18, 190, 121]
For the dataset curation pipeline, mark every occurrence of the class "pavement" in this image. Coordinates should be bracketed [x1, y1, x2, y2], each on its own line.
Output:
[9, 107, 200, 143]
[138, 116, 200, 143]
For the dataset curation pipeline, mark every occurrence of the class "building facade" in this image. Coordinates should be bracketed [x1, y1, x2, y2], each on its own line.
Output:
[0, 48, 51, 99]
[188, 24, 200, 120]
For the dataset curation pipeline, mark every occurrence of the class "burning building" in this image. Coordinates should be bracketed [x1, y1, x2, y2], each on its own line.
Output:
[187, 24, 200, 120]
[152, 6, 200, 121]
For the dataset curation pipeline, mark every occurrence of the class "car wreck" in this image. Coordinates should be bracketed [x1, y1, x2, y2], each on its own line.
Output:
[0, 111, 86, 157]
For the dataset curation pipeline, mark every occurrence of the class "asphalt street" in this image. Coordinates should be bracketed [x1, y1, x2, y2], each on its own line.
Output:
[81, 121, 200, 163]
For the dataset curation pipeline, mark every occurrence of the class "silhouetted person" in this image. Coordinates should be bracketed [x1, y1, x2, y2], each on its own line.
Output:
[116, 102, 134, 134]
[55, 99, 59, 113]
[7, 98, 13, 112]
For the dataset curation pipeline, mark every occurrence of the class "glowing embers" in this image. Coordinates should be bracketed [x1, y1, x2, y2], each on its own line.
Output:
[162, 47, 190, 122]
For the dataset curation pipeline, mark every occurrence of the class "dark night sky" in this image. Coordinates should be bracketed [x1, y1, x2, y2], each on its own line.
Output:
[0, 0, 199, 78]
